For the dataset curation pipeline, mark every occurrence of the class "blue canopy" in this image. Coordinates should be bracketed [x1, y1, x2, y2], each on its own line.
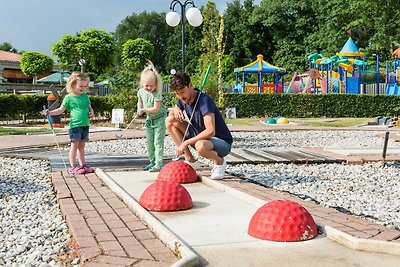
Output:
[336, 37, 364, 57]
[234, 55, 286, 93]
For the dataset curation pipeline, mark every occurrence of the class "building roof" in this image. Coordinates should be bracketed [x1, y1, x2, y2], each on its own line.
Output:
[0, 50, 21, 62]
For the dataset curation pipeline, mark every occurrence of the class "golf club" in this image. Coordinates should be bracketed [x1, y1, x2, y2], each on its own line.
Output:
[115, 112, 139, 139]
[43, 105, 74, 178]
[172, 65, 211, 161]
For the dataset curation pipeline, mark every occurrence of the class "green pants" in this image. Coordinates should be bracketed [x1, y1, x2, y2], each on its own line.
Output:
[145, 114, 166, 166]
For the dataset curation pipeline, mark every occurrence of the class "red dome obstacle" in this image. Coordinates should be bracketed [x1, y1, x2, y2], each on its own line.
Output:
[248, 200, 318, 242]
[157, 161, 198, 183]
[139, 181, 193, 212]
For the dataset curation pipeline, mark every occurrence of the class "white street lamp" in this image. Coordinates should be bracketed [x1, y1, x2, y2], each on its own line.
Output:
[166, 0, 203, 71]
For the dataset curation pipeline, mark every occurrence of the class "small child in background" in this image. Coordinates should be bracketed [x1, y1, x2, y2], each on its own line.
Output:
[43, 72, 95, 174]
[137, 61, 167, 172]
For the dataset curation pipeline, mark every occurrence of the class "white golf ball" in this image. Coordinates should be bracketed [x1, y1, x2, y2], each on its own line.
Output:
[171, 69, 176, 75]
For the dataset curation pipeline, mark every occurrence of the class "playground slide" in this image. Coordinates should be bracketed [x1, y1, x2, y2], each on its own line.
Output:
[339, 63, 353, 72]
[385, 83, 400, 95]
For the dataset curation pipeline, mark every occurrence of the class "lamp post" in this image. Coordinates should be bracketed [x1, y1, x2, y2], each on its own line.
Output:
[166, 0, 203, 71]
[372, 53, 380, 94]
[79, 58, 86, 73]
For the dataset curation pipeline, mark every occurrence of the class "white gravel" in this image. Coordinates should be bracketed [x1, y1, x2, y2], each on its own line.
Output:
[85, 130, 400, 229]
[0, 157, 74, 266]
[2, 129, 399, 265]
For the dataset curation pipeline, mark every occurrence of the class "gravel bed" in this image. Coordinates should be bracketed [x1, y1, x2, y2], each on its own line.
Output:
[0, 157, 77, 266]
[86, 130, 400, 229]
[2, 129, 399, 265]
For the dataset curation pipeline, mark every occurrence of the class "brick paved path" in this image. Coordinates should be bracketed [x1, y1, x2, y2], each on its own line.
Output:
[52, 171, 178, 266]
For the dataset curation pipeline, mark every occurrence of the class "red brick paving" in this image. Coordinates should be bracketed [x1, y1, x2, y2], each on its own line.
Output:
[52, 171, 177, 266]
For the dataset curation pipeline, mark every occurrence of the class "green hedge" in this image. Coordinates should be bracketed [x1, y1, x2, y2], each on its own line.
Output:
[2, 93, 400, 122]
[0, 93, 178, 122]
[223, 93, 400, 118]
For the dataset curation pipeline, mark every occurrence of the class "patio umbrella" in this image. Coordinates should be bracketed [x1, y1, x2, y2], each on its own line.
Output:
[37, 71, 71, 84]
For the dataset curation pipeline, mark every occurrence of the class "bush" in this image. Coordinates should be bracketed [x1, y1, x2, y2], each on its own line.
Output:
[223, 93, 400, 118]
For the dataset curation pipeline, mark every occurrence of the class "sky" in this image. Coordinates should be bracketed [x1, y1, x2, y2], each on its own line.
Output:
[0, 0, 260, 56]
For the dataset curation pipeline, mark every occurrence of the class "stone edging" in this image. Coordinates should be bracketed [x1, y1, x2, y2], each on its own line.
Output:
[95, 168, 200, 267]
[200, 176, 400, 256]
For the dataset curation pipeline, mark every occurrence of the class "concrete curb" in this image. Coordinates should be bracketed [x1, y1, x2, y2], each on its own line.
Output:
[318, 224, 400, 256]
[95, 168, 200, 267]
[200, 176, 400, 256]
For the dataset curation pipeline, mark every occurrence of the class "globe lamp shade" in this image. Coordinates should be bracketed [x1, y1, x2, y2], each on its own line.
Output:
[166, 11, 181, 27]
[186, 7, 203, 27]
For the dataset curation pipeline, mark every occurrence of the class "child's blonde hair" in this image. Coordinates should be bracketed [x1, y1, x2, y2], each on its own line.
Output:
[140, 60, 163, 94]
[66, 71, 90, 93]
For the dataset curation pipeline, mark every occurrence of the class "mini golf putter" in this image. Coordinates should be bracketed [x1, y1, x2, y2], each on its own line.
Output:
[43, 105, 74, 178]
[115, 113, 139, 139]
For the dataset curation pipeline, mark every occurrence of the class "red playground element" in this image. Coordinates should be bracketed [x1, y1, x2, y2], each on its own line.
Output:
[248, 199, 318, 242]
[139, 181, 193, 212]
[157, 161, 198, 183]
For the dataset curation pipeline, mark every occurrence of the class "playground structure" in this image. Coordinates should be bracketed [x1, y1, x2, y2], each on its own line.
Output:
[306, 37, 400, 95]
[232, 38, 400, 96]
[385, 47, 400, 95]
[233, 54, 286, 94]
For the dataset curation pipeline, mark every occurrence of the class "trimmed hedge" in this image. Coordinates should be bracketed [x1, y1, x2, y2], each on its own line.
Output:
[223, 93, 400, 118]
[2, 93, 400, 122]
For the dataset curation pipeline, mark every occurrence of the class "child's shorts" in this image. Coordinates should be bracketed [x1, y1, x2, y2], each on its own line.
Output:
[69, 126, 89, 142]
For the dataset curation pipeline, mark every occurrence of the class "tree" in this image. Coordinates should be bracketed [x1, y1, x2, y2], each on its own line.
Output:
[52, 28, 116, 78]
[194, 2, 221, 101]
[254, 0, 318, 72]
[0, 42, 18, 53]
[115, 11, 172, 73]
[20, 51, 53, 84]
[121, 38, 154, 70]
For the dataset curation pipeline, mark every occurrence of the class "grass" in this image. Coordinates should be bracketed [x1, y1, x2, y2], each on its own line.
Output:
[0, 127, 56, 135]
[289, 117, 372, 127]
[225, 117, 260, 126]
[226, 117, 373, 127]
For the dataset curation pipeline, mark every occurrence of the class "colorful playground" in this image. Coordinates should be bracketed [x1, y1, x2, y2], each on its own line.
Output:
[233, 37, 400, 96]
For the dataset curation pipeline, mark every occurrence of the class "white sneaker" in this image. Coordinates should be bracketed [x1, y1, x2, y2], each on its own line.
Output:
[211, 159, 227, 180]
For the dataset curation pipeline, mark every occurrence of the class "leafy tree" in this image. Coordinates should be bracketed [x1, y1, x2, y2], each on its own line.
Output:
[20, 51, 53, 84]
[121, 38, 154, 70]
[194, 2, 221, 101]
[165, 20, 203, 74]
[115, 11, 172, 73]
[0, 42, 18, 53]
[109, 38, 155, 97]
[254, 0, 318, 72]
[52, 28, 116, 78]
[225, 1, 262, 67]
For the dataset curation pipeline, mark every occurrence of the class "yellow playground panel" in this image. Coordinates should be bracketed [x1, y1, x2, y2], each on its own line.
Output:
[244, 84, 283, 93]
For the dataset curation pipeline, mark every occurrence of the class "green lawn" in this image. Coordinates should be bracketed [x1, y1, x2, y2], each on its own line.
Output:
[291, 118, 372, 127]
[0, 127, 55, 135]
[226, 117, 372, 127]
[225, 118, 261, 126]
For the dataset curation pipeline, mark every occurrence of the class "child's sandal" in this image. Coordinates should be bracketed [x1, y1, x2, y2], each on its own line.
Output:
[143, 163, 154, 170]
[149, 165, 162, 172]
